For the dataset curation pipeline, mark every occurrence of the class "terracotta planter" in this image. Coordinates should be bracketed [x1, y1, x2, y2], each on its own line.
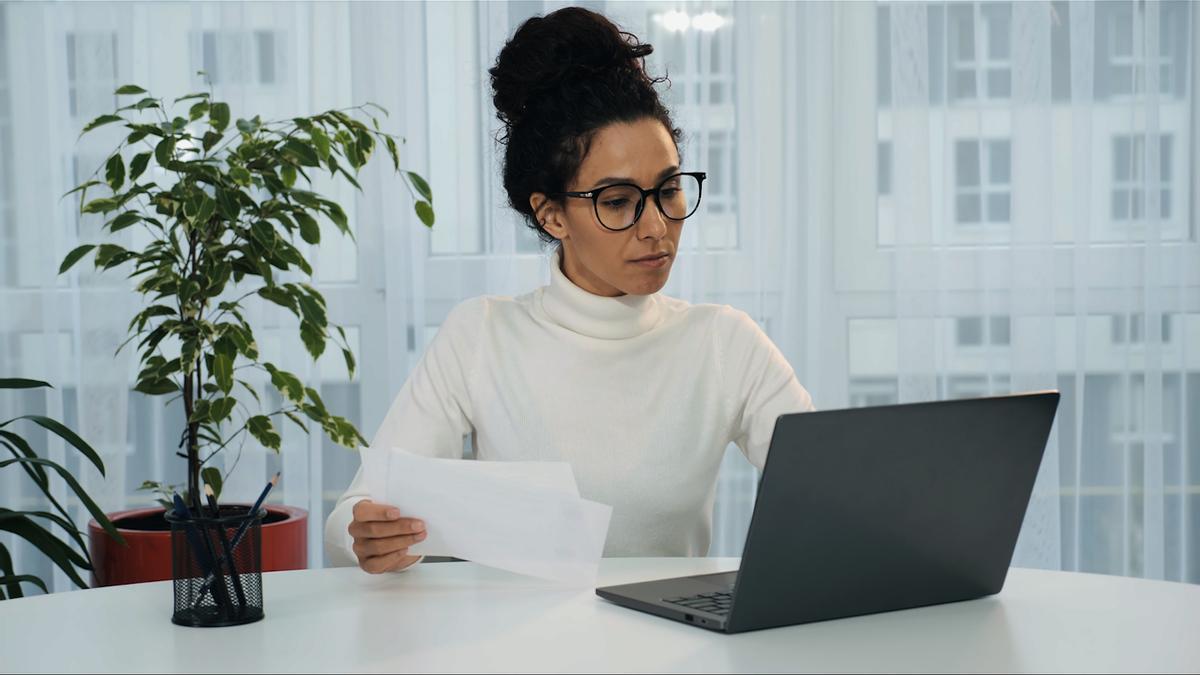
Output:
[88, 504, 308, 587]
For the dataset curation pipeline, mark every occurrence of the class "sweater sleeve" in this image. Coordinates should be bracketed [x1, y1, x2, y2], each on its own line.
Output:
[324, 296, 485, 567]
[717, 306, 816, 471]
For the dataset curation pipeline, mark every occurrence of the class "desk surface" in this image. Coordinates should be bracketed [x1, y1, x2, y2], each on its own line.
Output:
[2, 557, 1198, 673]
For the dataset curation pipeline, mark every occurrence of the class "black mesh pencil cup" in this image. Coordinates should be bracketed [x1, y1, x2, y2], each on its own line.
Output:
[165, 505, 266, 627]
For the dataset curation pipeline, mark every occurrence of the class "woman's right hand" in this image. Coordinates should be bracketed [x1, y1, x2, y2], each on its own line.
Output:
[348, 499, 427, 573]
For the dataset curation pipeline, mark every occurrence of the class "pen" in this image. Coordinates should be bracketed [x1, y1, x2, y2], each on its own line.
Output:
[192, 472, 280, 609]
[173, 492, 230, 611]
[205, 484, 247, 614]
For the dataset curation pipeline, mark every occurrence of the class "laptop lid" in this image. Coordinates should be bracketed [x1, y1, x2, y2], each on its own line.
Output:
[725, 392, 1060, 633]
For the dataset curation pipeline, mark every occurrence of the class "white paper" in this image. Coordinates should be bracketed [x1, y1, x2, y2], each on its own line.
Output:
[361, 446, 612, 587]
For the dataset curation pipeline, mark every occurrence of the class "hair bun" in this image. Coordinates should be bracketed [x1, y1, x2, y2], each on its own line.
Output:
[490, 7, 658, 135]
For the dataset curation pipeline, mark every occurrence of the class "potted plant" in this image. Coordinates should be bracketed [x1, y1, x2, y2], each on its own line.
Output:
[0, 378, 124, 598]
[60, 81, 434, 592]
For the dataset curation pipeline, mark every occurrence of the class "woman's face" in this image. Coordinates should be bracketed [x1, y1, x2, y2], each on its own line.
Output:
[531, 118, 683, 297]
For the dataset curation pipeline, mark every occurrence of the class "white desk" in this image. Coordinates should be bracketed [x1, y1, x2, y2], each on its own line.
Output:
[2, 557, 1198, 673]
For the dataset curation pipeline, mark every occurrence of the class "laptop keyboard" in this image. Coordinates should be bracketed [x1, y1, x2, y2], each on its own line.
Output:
[664, 590, 733, 615]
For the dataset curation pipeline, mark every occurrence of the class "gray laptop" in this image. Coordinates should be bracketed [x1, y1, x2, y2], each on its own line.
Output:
[596, 392, 1061, 634]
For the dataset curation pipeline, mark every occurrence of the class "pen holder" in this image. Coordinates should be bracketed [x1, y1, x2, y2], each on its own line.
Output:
[165, 505, 265, 627]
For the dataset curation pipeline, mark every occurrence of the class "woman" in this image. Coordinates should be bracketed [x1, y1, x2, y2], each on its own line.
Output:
[325, 6, 815, 573]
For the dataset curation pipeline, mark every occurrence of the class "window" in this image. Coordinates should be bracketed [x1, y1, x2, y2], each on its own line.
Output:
[65, 32, 118, 118]
[1112, 135, 1172, 221]
[1097, 1, 1189, 100]
[877, 141, 892, 196]
[955, 316, 1011, 347]
[705, 129, 737, 216]
[1111, 313, 1173, 345]
[645, 3, 738, 251]
[948, 3, 1012, 103]
[195, 30, 280, 85]
[954, 139, 1010, 225]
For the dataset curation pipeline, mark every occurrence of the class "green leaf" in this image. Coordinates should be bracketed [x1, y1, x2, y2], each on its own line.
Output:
[300, 321, 326, 360]
[280, 163, 297, 188]
[114, 84, 147, 95]
[79, 114, 124, 137]
[133, 378, 178, 395]
[414, 200, 435, 227]
[310, 127, 331, 160]
[0, 574, 49, 598]
[200, 467, 223, 501]
[188, 100, 210, 122]
[257, 286, 296, 315]
[407, 172, 432, 202]
[283, 411, 309, 434]
[209, 396, 236, 423]
[107, 212, 142, 233]
[383, 137, 401, 173]
[325, 202, 349, 234]
[229, 166, 252, 186]
[263, 364, 305, 404]
[209, 102, 230, 133]
[246, 416, 281, 452]
[61, 180, 102, 200]
[105, 155, 125, 191]
[154, 137, 175, 166]
[0, 379, 51, 390]
[129, 152, 152, 182]
[341, 346, 356, 379]
[294, 211, 320, 245]
[0, 456, 124, 551]
[81, 198, 119, 215]
[212, 354, 233, 394]
[0, 431, 49, 489]
[282, 139, 320, 167]
[3, 416, 106, 477]
[202, 130, 223, 153]
[0, 510, 89, 590]
[119, 97, 160, 112]
[174, 91, 210, 103]
[58, 245, 96, 274]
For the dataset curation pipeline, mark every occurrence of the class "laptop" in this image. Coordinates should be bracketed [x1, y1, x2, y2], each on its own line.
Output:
[596, 391, 1061, 634]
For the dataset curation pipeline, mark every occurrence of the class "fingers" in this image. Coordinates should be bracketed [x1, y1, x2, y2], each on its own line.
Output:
[349, 500, 428, 570]
[352, 531, 427, 559]
[348, 516, 426, 540]
[353, 499, 404, 522]
[360, 549, 421, 574]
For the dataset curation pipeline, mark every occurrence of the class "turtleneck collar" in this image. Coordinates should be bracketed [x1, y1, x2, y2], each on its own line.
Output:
[539, 247, 664, 340]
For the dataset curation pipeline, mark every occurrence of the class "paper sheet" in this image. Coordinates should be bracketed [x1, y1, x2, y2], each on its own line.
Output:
[361, 447, 612, 587]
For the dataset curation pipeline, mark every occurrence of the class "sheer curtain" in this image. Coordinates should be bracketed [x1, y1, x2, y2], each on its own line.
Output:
[0, 1, 1196, 594]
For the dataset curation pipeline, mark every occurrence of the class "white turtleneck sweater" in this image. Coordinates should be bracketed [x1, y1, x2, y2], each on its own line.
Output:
[324, 248, 815, 566]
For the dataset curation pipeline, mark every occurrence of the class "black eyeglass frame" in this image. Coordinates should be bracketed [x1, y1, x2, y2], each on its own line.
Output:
[550, 171, 707, 232]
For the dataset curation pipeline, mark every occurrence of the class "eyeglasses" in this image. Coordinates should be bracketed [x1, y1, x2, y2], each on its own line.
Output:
[551, 171, 707, 232]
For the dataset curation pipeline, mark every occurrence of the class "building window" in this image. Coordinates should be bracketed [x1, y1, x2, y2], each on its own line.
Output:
[1111, 313, 1173, 345]
[1098, 1, 1186, 100]
[195, 30, 280, 85]
[878, 141, 892, 196]
[954, 138, 1010, 225]
[706, 130, 736, 215]
[66, 32, 119, 119]
[1112, 135, 1172, 221]
[948, 2, 1012, 103]
[955, 316, 1011, 347]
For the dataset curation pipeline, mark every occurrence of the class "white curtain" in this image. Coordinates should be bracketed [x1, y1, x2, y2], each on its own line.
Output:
[1, 1, 1196, 594]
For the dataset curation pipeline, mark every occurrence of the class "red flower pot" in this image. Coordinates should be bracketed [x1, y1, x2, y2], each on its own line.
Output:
[88, 504, 307, 587]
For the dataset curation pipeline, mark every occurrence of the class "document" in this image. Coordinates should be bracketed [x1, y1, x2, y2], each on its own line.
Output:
[361, 446, 613, 587]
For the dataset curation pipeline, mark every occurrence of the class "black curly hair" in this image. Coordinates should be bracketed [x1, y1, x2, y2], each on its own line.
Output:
[489, 6, 685, 247]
